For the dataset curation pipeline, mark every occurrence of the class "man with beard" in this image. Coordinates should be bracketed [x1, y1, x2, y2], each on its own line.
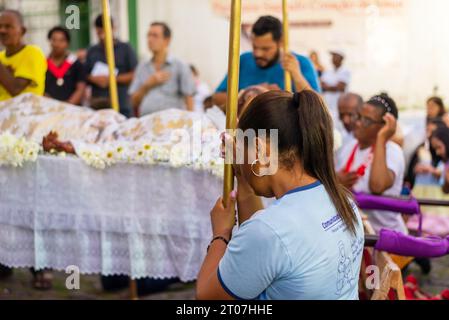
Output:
[212, 16, 320, 108]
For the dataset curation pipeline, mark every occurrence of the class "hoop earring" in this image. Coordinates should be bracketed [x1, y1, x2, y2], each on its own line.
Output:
[251, 159, 264, 178]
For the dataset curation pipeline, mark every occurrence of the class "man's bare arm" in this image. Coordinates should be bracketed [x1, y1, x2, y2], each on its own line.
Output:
[184, 95, 194, 112]
[0, 64, 31, 96]
[321, 81, 347, 93]
[212, 92, 227, 111]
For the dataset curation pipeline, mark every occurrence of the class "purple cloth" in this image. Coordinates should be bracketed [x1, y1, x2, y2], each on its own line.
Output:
[354, 192, 424, 235]
[374, 229, 449, 258]
[354, 192, 420, 215]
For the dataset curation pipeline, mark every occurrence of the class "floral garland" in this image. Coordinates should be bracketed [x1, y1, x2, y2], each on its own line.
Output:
[75, 141, 224, 177]
[0, 132, 41, 167]
[0, 132, 224, 177]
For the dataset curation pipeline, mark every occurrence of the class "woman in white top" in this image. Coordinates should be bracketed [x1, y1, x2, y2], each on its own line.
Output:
[336, 94, 407, 234]
[197, 90, 364, 300]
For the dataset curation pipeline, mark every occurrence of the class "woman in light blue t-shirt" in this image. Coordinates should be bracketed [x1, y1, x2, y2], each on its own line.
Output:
[197, 90, 364, 300]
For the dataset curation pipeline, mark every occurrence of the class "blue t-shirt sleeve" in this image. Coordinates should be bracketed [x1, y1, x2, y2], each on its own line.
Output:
[218, 218, 290, 300]
[297, 55, 322, 93]
[215, 75, 228, 93]
[215, 53, 249, 93]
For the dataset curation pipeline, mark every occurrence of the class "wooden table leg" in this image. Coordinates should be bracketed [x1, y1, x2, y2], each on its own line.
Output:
[130, 279, 139, 300]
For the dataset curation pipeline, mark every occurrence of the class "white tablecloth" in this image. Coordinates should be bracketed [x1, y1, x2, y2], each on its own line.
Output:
[0, 155, 222, 281]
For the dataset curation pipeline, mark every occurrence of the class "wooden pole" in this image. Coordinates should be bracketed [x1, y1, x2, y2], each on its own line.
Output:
[129, 278, 139, 300]
[282, 0, 292, 92]
[223, 0, 241, 208]
[101, 0, 135, 300]
[102, 0, 120, 113]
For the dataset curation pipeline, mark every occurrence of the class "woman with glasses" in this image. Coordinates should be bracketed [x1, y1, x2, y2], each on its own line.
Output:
[336, 94, 407, 234]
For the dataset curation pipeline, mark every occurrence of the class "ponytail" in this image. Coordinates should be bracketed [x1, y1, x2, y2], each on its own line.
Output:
[293, 91, 358, 234]
[239, 90, 358, 234]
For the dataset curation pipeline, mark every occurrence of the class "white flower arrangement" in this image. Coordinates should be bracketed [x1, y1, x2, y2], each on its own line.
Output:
[0, 132, 41, 167]
[0, 132, 223, 177]
[76, 143, 119, 170]
[74, 140, 224, 177]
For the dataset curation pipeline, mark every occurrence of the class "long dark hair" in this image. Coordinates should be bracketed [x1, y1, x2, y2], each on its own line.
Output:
[428, 118, 446, 166]
[238, 90, 358, 234]
[432, 126, 449, 160]
[427, 96, 446, 118]
[47, 26, 71, 43]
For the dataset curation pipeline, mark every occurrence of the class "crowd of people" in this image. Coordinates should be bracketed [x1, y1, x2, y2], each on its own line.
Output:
[0, 8, 448, 300]
[0, 9, 202, 119]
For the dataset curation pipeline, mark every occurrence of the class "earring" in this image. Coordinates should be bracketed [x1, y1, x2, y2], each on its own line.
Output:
[251, 159, 264, 178]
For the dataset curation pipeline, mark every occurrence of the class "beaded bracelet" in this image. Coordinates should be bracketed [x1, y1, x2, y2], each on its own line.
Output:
[207, 236, 229, 252]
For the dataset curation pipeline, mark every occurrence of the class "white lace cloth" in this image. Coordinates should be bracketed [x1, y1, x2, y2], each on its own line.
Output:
[0, 155, 222, 281]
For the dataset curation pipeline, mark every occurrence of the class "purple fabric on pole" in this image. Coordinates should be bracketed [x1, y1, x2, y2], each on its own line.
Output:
[354, 192, 420, 216]
[374, 229, 449, 258]
[354, 192, 424, 235]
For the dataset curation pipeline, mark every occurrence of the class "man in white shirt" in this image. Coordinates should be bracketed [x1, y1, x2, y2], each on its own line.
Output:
[336, 94, 407, 234]
[321, 50, 351, 125]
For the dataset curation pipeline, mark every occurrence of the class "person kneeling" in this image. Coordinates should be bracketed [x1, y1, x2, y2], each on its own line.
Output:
[197, 90, 364, 300]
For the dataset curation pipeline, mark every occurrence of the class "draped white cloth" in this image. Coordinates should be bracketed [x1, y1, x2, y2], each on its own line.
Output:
[0, 155, 222, 281]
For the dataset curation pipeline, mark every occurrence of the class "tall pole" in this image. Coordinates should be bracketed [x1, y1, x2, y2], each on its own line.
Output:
[102, 0, 134, 299]
[102, 0, 120, 113]
[223, 0, 241, 207]
[282, 0, 292, 92]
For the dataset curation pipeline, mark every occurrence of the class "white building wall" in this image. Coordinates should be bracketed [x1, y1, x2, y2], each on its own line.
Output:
[135, 0, 229, 92]
[0, 0, 129, 53]
[89, 0, 129, 44]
